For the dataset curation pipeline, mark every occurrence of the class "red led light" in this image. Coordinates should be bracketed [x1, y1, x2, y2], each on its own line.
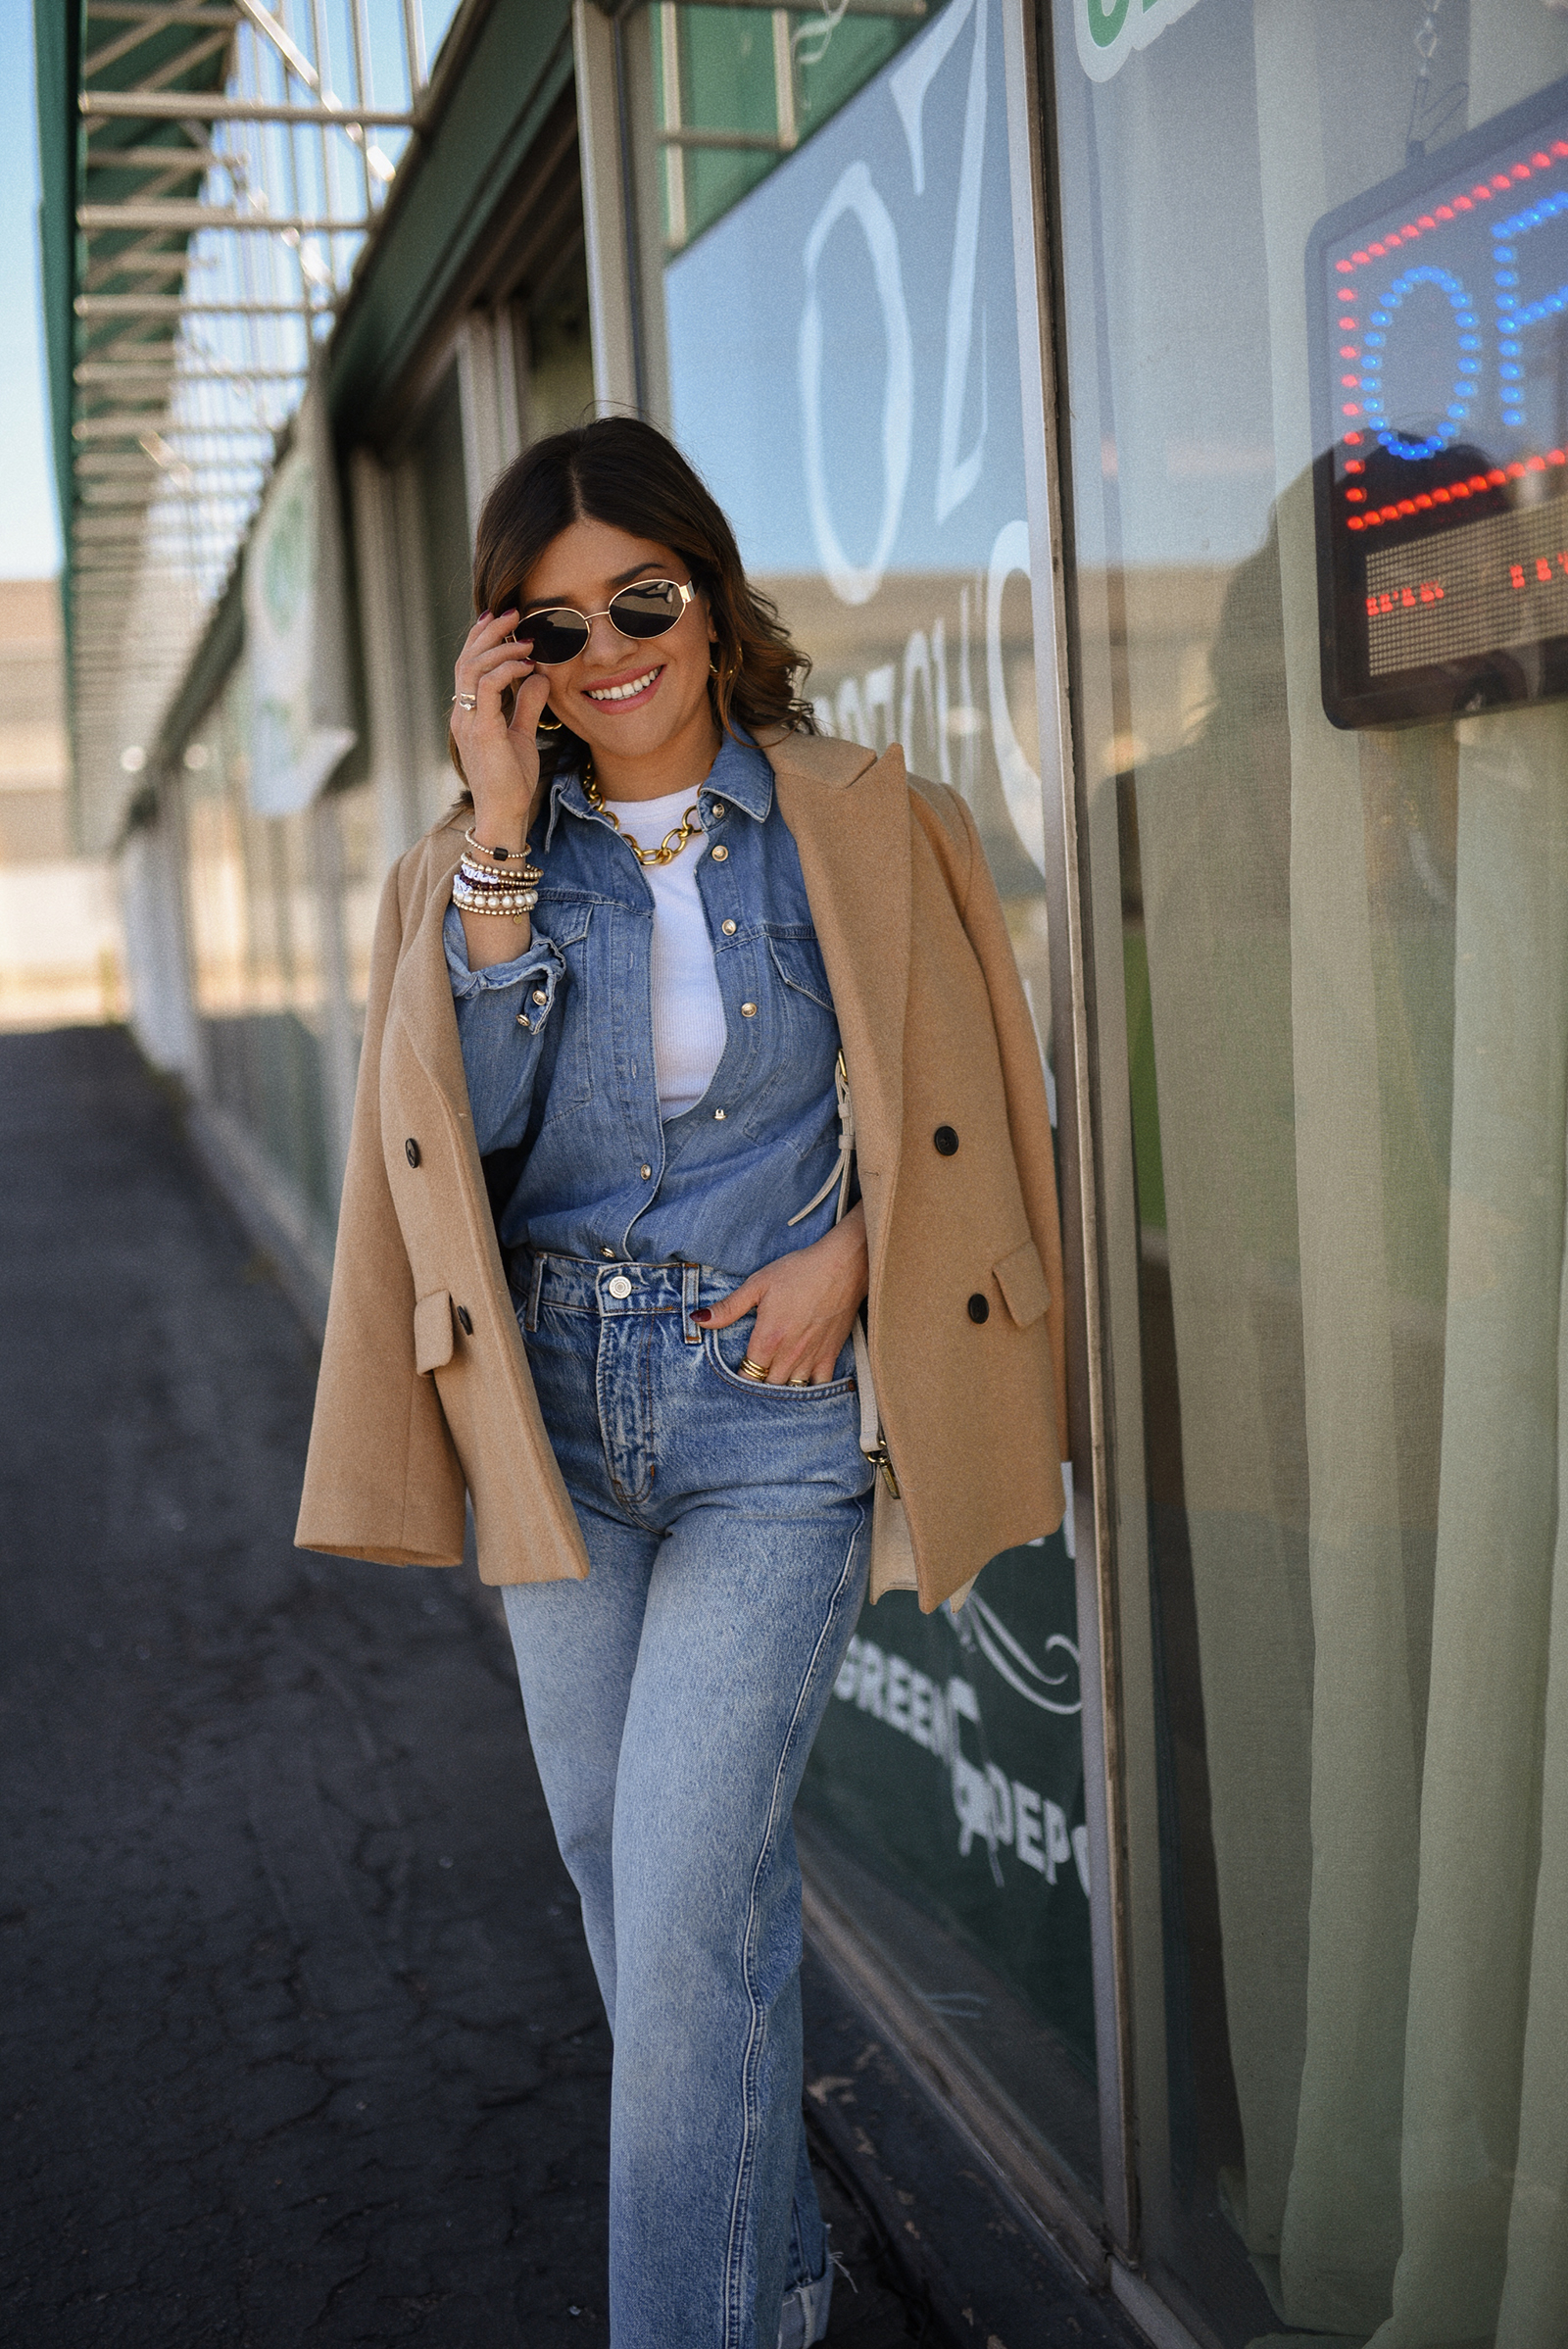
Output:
[1402, 221, 1420, 237]
[1433, 487, 1451, 503]
[1551, 451, 1567, 466]
[1352, 249, 1370, 264]
[1453, 195, 1474, 211]
[1347, 488, 1365, 502]
[1511, 164, 1530, 181]
[1508, 461, 1527, 478]
[1348, 517, 1364, 531]
[1345, 431, 1363, 445]
[1436, 205, 1454, 220]
[1488, 468, 1507, 485]
[1555, 141, 1568, 157]
[1336, 258, 1353, 272]
[1470, 474, 1491, 491]
[1343, 403, 1361, 416]
[1534, 153, 1552, 170]
[1365, 511, 1384, 525]
[1368, 241, 1388, 256]
[1340, 345, 1358, 359]
[1451, 482, 1471, 498]
[1528, 454, 1547, 471]
[1418, 215, 1436, 229]
[1346, 459, 1365, 472]
[1341, 373, 1360, 387]
[1414, 494, 1434, 509]
[1491, 175, 1510, 191]
[1397, 499, 1417, 515]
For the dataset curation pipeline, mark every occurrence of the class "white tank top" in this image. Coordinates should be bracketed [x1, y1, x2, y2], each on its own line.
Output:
[601, 788, 728, 1120]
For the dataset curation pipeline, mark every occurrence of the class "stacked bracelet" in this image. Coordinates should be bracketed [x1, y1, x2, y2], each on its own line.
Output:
[454, 832, 543, 921]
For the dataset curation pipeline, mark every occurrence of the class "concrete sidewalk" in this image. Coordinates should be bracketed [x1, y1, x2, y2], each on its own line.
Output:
[0, 1027, 951, 2345]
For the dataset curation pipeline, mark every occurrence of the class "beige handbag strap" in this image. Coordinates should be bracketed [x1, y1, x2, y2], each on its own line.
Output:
[785, 1051, 855, 1229]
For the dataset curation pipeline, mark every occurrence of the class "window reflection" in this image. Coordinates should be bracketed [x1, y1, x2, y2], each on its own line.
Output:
[1053, 0, 1568, 2337]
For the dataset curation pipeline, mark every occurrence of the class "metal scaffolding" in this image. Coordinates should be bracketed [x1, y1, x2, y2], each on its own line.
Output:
[65, 0, 452, 848]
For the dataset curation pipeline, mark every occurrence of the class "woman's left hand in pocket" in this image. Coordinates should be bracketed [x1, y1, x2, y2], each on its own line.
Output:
[698, 1204, 869, 1385]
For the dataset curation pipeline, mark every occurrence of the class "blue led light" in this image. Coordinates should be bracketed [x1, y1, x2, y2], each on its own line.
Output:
[1360, 263, 1477, 458]
[1499, 186, 1568, 238]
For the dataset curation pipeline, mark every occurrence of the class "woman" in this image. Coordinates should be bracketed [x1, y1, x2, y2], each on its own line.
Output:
[296, 416, 1068, 2349]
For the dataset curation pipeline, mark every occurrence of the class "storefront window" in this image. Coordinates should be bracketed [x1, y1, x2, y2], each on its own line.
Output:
[181, 663, 362, 1235]
[618, 0, 1098, 2191]
[1051, 0, 1568, 2337]
[405, 365, 475, 830]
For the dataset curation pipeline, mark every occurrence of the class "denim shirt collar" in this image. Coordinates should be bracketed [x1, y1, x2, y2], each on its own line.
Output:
[541, 728, 774, 853]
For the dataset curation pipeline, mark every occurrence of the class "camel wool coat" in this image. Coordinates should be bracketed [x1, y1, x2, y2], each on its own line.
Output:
[295, 729, 1067, 1612]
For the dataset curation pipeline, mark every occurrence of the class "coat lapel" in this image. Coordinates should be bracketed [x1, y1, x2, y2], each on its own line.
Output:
[768, 735, 912, 1193]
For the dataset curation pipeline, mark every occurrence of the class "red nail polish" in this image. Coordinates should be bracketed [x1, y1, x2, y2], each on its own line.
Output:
[695, 1307, 712, 1323]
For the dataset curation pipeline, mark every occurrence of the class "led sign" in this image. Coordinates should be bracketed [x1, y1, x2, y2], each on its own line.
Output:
[1310, 76, 1568, 726]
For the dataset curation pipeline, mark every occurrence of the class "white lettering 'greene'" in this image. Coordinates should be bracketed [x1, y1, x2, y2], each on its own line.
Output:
[834, 1636, 1090, 1892]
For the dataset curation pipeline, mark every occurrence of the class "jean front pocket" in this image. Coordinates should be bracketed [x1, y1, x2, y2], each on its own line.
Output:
[705, 1314, 857, 1398]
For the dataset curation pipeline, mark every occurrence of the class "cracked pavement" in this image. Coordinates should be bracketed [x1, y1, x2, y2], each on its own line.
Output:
[0, 1028, 929, 2347]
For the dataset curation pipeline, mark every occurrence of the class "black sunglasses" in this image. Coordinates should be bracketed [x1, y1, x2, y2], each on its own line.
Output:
[510, 577, 697, 666]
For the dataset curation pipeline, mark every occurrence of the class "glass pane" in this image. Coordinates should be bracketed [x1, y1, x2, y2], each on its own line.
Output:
[1050, 0, 1568, 2338]
[626, 0, 1099, 2193]
[525, 247, 595, 442]
[407, 364, 474, 829]
[181, 661, 335, 1231]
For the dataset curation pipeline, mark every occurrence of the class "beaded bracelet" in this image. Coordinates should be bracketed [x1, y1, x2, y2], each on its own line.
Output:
[452, 868, 538, 919]
[464, 827, 542, 883]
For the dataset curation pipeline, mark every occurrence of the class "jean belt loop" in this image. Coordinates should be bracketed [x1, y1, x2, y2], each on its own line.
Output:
[681, 1260, 703, 1345]
[525, 1250, 546, 1336]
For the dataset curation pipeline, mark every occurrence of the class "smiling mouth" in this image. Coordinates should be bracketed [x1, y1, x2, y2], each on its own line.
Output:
[585, 665, 662, 706]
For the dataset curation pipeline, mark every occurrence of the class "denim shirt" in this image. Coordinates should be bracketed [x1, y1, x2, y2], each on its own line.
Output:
[444, 732, 846, 1278]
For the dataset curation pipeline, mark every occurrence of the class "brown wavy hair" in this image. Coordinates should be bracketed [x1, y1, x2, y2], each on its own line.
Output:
[449, 416, 816, 794]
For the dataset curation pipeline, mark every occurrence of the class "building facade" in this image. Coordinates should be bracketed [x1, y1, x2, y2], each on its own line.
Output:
[40, 3, 1568, 2343]
[0, 580, 121, 1029]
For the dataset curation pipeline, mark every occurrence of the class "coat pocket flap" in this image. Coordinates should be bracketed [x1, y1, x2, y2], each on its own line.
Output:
[995, 1239, 1050, 1329]
[414, 1290, 455, 1374]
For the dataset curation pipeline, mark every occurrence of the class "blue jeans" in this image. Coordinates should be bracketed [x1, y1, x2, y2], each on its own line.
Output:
[501, 1253, 873, 2349]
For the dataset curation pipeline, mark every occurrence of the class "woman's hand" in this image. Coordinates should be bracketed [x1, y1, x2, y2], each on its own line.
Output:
[452, 611, 555, 970]
[698, 1204, 869, 1386]
[451, 609, 554, 852]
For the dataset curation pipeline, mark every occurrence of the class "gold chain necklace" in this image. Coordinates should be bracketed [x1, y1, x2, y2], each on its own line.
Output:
[582, 761, 703, 867]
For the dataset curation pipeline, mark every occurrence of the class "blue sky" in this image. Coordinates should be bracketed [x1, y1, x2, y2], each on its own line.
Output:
[2, 0, 63, 580]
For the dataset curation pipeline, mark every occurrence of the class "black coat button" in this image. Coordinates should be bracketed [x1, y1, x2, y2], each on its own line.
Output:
[967, 1293, 990, 1323]
[405, 1138, 420, 1167]
[456, 1305, 473, 1335]
[934, 1125, 959, 1156]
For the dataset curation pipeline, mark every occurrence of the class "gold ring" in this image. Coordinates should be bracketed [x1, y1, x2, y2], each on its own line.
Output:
[787, 1375, 811, 1386]
[738, 1356, 769, 1382]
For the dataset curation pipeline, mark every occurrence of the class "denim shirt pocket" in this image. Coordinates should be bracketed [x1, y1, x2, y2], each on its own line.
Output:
[765, 927, 834, 1009]
[734, 926, 840, 1161]
[532, 896, 595, 1126]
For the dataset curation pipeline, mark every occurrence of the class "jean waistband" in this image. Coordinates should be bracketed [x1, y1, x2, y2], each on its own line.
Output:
[508, 1249, 743, 1339]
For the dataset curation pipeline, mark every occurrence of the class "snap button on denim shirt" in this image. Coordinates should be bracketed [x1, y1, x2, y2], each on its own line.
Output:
[444, 733, 846, 1277]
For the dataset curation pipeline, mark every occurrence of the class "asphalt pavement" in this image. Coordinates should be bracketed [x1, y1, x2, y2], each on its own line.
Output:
[0, 1025, 941, 2348]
